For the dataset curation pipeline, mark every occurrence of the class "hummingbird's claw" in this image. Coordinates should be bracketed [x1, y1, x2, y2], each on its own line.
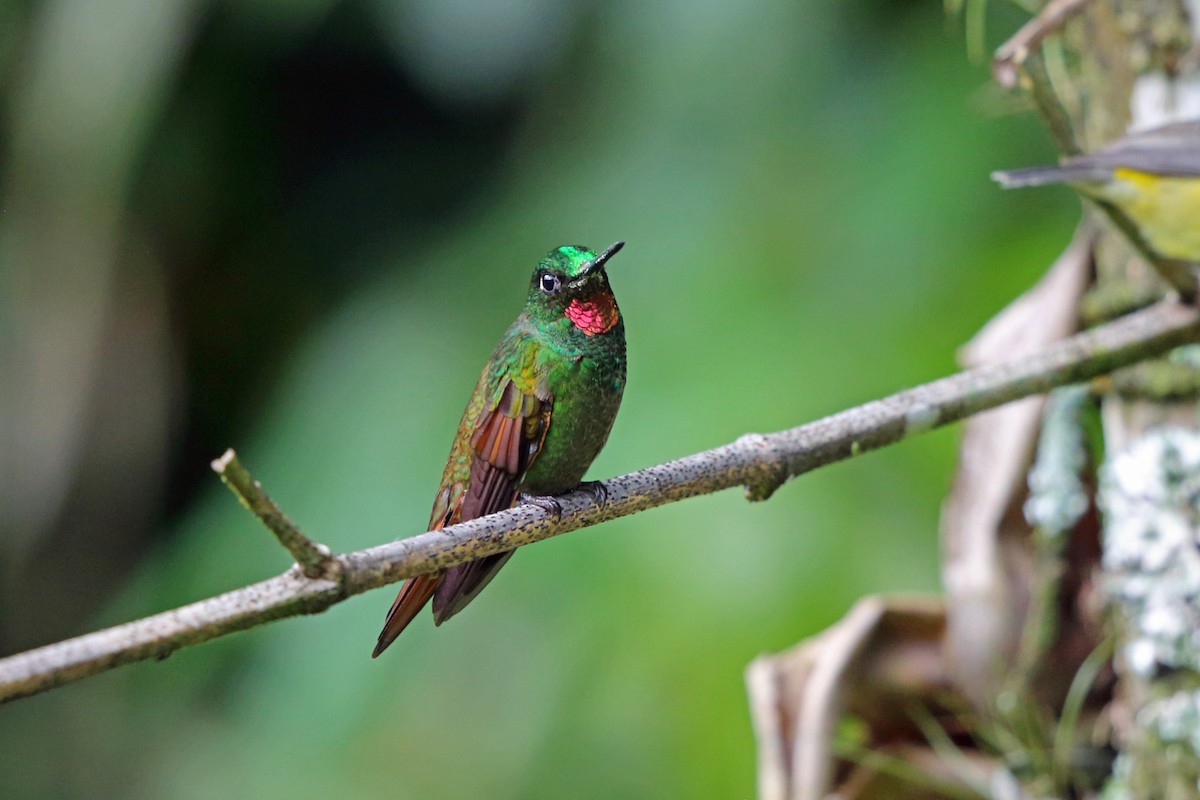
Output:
[520, 492, 563, 521]
[577, 480, 609, 509]
[519, 481, 608, 520]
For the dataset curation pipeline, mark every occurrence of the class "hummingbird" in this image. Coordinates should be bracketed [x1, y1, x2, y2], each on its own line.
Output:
[372, 242, 627, 657]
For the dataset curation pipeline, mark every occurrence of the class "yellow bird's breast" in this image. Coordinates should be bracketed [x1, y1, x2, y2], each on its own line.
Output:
[1103, 168, 1200, 261]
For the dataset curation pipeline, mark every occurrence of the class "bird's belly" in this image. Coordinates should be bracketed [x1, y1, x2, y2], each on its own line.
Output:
[520, 357, 625, 496]
[1110, 169, 1200, 261]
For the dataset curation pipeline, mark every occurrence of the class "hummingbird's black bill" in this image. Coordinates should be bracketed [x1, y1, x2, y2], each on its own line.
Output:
[575, 241, 624, 281]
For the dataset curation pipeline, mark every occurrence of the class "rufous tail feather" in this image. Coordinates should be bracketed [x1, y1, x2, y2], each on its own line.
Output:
[372, 574, 440, 658]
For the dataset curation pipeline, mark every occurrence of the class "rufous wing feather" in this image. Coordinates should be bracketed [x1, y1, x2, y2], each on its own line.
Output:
[433, 381, 549, 623]
[373, 377, 550, 656]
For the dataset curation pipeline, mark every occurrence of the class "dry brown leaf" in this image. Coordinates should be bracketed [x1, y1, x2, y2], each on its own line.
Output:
[940, 232, 1092, 708]
[746, 595, 963, 800]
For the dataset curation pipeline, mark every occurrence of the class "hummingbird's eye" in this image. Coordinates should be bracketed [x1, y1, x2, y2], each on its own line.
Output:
[540, 273, 560, 294]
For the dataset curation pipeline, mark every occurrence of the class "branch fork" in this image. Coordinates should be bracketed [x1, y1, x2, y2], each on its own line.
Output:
[210, 449, 341, 582]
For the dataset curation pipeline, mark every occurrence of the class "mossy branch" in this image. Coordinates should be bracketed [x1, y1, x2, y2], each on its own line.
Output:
[1, 299, 1198, 704]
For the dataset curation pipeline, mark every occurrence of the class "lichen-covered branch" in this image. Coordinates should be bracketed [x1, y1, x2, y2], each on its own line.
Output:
[1101, 428, 1200, 796]
[1, 299, 1198, 704]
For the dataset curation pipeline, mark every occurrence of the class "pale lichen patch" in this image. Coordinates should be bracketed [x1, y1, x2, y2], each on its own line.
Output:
[904, 405, 939, 436]
[1101, 428, 1200, 677]
[1025, 385, 1091, 538]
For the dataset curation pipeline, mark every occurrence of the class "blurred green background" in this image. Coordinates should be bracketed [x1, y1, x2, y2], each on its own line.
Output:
[0, 0, 1076, 797]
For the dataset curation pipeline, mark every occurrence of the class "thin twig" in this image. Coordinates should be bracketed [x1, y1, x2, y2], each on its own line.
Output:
[211, 448, 338, 580]
[993, 0, 1095, 90]
[1, 300, 1198, 704]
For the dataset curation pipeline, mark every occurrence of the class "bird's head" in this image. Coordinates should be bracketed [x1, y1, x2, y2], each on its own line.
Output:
[526, 242, 624, 335]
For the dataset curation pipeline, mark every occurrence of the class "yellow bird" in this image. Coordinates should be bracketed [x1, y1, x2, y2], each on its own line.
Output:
[993, 120, 1200, 262]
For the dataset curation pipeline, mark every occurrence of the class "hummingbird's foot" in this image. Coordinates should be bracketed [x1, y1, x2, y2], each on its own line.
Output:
[577, 480, 609, 509]
[519, 492, 563, 521]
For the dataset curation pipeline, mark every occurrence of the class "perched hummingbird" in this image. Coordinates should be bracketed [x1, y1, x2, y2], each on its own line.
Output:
[372, 242, 627, 657]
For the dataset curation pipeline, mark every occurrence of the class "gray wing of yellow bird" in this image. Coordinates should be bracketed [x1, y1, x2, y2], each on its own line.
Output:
[993, 121, 1200, 186]
[992, 120, 1200, 261]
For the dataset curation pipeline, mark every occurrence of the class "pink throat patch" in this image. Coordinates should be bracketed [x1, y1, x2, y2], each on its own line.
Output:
[565, 291, 620, 336]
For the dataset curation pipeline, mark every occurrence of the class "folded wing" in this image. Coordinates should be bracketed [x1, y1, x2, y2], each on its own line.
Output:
[372, 374, 550, 656]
